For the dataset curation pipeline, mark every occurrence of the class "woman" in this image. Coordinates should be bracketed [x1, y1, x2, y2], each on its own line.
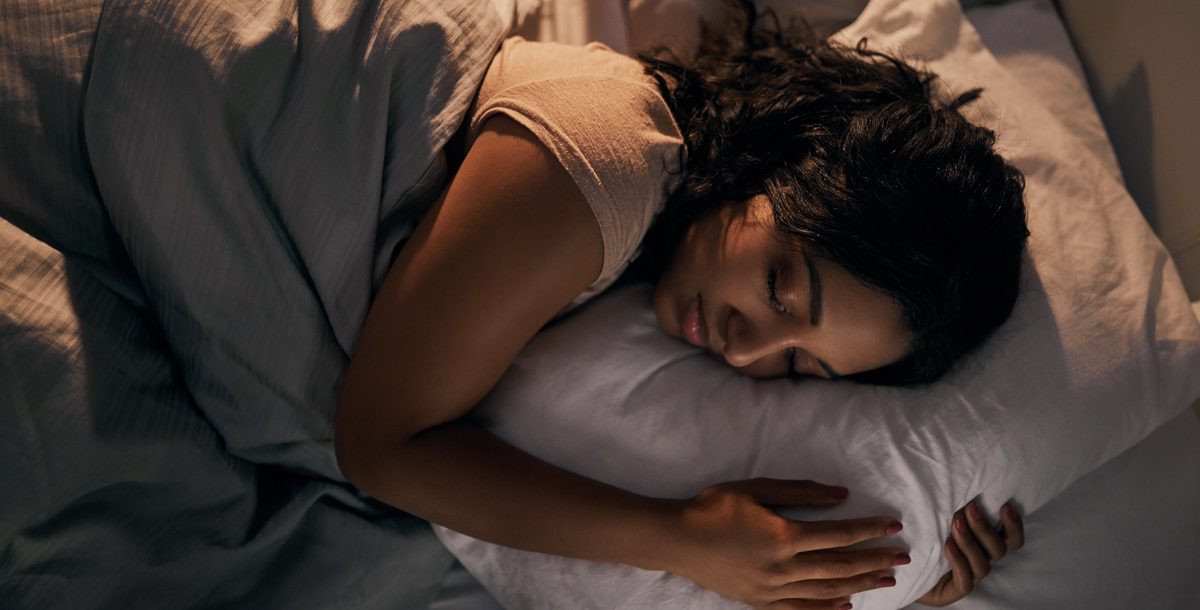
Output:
[336, 2, 1028, 608]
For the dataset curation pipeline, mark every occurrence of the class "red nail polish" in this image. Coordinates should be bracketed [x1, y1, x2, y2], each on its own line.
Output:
[893, 553, 911, 566]
[838, 603, 853, 610]
[948, 541, 961, 557]
[967, 503, 981, 520]
[954, 517, 965, 532]
[876, 576, 897, 588]
[1003, 504, 1017, 519]
[828, 485, 849, 499]
[886, 521, 903, 535]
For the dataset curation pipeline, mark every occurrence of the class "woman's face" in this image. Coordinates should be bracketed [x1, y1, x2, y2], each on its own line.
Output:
[652, 195, 912, 379]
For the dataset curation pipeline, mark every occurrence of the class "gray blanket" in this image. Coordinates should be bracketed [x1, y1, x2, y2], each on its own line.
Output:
[0, 0, 509, 607]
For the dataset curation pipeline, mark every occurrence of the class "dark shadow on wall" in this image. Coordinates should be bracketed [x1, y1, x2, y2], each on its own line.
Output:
[1096, 61, 1160, 230]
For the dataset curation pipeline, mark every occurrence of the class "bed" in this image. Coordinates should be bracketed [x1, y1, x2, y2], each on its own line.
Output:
[1, 1, 1197, 609]
[430, 1, 1200, 608]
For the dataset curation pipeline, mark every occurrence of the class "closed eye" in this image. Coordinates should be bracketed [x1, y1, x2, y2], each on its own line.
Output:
[786, 347, 840, 381]
[767, 267, 788, 314]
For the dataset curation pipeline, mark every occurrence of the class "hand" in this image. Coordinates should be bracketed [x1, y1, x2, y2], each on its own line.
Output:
[663, 478, 908, 610]
[917, 500, 1025, 607]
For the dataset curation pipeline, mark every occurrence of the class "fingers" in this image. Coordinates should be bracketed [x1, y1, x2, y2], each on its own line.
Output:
[919, 501, 1025, 607]
[793, 548, 910, 580]
[945, 538, 974, 596]
[766, 598, 853, 610]
[775, 569, 896, 600]
[792, 517, 903, 552]
[1000, 502, 1025, 552]
[738, 478, 850, 508]
[950, 508, 991, 581]
[963, 501, 1007, 562]
[958, 500, 1026, 567]
[912, 536, 977, 607]
[916, 570, 957, 608]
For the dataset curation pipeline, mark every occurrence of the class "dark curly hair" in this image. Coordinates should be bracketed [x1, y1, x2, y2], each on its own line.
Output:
[626, 0, 1029, 386]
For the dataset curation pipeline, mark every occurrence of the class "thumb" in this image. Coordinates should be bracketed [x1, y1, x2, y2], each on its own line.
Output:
[738, 478, 849, 507]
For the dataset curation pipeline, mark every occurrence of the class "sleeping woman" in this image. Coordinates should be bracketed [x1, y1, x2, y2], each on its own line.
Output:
[335, 1, 1029, 608]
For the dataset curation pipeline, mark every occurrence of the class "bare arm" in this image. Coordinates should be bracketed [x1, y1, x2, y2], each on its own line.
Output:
[335, 115, 902, 609]
[337, 114, 671, 567]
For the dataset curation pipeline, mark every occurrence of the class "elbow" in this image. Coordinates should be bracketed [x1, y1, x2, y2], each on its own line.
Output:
[334, 395, 387, 494]
[334, 420, 371, 492]
[334, 392, 425, 497]
[335, 374, 451, 495]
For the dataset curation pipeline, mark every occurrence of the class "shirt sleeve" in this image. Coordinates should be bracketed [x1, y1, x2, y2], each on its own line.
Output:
[468, 72, 684, 310]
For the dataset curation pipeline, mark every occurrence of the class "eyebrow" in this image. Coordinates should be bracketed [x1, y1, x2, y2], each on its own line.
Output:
[797, 254, 840, 380]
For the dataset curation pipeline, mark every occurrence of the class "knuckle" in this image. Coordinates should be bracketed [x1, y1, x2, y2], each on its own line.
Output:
[878, 552, 898, 570]
[831, 555, 858, 579]
[791, 521, 811, 539]
[764, 527, 797, 558]
[819, 581, 842, 599]
[767, 520, 795, 544]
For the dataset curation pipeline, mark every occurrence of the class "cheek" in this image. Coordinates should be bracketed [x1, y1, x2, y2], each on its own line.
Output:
[732, 355, 787, 379]
[837, 325, 912, 373]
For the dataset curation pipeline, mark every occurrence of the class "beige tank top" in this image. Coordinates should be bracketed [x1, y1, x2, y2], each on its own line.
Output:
[465, 36, 686, 313]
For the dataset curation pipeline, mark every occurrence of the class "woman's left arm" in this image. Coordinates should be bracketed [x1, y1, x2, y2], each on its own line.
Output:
[918, 500, 1026, 606]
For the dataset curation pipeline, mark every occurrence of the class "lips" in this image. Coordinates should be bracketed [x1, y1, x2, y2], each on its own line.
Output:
[680, 294, 710, 349]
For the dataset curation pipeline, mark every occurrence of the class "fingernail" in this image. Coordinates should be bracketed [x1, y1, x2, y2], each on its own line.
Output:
[876, 576, 897, 588]
[1003, 504, 1017, 519]
[828, 485, 849, 499]
[967, 503, 981, 520]
[886, 521, 903, 535]
[838, 603, 853, 610]
[948, 541, 961, 557]
[893, 553, 911, 566]
[954, 517, 965, 532]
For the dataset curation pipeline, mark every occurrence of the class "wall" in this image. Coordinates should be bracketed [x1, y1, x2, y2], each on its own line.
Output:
[1054, 0, 1200, 299]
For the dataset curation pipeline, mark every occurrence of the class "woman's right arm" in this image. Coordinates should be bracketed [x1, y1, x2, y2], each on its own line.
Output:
[335, 115, 904, 609]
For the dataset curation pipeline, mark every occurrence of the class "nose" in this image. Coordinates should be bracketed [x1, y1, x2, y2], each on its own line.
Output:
[720, 309, 796, 368]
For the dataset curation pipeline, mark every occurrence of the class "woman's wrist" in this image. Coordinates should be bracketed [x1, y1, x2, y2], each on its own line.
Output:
[621, 496, 690, 574]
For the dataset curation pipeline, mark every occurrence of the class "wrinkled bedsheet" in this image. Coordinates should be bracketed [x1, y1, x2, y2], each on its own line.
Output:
[0, 0, 512, 607]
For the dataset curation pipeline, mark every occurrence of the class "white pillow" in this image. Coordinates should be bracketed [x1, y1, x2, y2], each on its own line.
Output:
[435, 0, 1200, 608]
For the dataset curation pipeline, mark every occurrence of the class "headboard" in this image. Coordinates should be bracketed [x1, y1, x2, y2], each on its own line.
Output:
[1053, 0, 1200, 299]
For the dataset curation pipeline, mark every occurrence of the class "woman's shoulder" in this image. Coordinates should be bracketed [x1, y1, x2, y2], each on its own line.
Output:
[467, 35, 684, 218]
[466, 37, 686, 315]
[470, 37, 677, 137]
[482, 36, 653, 92]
